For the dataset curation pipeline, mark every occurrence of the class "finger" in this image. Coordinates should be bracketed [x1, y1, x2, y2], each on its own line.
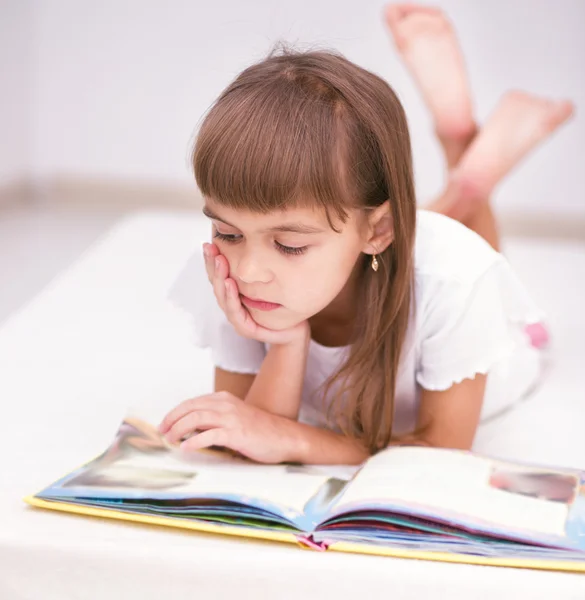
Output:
[202, 243, 213, 282]
[165, 410, 225, 444]
[224, 278, 253, 330]
[212, 255, 229, 310]
[158, 394, 229, 434]
[180, 428, 230, 453]
[202, 243, 219, 283]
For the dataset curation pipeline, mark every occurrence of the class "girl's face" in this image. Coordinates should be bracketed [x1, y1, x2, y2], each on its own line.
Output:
[204, 199, 372, 331]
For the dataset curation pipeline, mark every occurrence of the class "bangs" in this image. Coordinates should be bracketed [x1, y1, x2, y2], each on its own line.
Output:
[192, 63, 360, 223]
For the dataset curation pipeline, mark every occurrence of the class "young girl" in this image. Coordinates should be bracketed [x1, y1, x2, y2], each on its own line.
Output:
[159, 4, 573, 464]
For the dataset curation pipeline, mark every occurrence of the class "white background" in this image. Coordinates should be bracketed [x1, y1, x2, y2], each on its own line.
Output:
[1, 0, 584, 215]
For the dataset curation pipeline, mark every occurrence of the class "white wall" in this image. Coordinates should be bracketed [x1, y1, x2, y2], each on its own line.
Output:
[0, 0, 32, 185]
[18, 1, 585, 214]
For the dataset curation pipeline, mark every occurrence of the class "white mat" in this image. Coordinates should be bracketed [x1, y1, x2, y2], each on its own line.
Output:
[0, 211, 584, 599]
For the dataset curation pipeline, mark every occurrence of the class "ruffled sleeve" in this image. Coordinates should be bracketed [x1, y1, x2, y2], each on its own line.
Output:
[167, 252, 266, 374]
[416, 255, 545, 391]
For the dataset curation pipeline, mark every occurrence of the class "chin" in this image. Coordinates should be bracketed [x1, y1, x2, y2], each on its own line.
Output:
[250, 309, 303, 331]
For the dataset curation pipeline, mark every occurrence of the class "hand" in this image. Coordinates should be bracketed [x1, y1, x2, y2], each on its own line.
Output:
[203, 242, 309, 345]
[158, 391, 296, 464]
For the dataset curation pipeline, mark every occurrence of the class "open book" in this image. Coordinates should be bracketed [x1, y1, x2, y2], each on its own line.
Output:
[25, 417, 585, 572]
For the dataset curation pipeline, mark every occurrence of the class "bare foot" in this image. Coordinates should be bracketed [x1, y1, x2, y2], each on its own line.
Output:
[435, 91, 575, 220]
[385, 3, 476, 167]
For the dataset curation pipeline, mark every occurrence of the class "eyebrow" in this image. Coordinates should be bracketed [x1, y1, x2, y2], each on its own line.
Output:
[202, 205, 325, 234]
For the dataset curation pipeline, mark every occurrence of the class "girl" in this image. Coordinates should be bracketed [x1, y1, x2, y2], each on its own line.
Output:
[159, 4, 573, 464]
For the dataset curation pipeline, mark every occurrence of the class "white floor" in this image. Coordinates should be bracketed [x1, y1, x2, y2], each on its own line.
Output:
[0, 203, 132, 325]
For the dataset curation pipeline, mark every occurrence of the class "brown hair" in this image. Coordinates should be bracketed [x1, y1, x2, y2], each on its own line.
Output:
[192, 46, 416, 454]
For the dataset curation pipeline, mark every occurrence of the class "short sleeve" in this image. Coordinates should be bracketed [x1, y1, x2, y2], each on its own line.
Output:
[416, 256, 545, 391]
[167, 252, 266, 374]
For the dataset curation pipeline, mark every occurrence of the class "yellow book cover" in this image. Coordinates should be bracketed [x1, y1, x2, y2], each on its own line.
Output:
[25, 417, 585, 573]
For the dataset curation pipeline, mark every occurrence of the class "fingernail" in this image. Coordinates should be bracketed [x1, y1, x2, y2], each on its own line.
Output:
[202, 243, 209, 258]
[215, 257, 220, 269]
[225, 280, 231, 296]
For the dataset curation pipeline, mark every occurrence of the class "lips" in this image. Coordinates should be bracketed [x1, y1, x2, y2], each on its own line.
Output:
[240, 294, 281, 311]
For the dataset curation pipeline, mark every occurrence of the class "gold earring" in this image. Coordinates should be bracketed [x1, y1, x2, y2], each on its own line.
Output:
[371, 254, 379, 272]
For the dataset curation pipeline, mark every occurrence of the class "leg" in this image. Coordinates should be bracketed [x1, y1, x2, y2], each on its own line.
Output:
[431, 91, 574, 224]
[430, 176, 501, 249]
[463, 201, 500, 251]
[384, 3, 476, 169]
[383, 2, 500, 248]
[384, 4, 574, 251]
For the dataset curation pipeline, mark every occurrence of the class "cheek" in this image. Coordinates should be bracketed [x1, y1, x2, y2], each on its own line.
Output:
[249, 253, 356, 330]
[287, 248, 358, 309]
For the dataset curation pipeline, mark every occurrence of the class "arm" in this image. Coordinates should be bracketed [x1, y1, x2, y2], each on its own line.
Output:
[214, 367, 255, 398]
[284, 373, 486, 463]
[163, 360, 485, 464]
[214, 325, 310, 421]
[244, 328, 310, 420]
[205, 243, 311, 420]
[390, 373, 487, 450]
[283, 419, 370, 465]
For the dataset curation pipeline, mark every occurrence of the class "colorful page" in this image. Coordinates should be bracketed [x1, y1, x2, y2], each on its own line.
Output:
[34, 417, 345, 532]
[322, 446, 585, 552]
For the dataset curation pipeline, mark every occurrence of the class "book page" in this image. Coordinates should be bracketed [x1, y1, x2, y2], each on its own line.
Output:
[331, 447, 578, 538]
[107, 454, 332, 516]
[45, 417, 333, 516]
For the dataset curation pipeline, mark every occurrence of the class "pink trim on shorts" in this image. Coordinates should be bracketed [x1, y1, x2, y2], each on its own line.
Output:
[525, 322, 550, 349]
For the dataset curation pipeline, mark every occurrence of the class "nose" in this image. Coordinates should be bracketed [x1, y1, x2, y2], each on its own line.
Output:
[232, 247, 272, 285]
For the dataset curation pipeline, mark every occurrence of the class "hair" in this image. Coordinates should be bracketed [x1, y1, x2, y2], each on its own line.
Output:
[192, 45, 416, 454]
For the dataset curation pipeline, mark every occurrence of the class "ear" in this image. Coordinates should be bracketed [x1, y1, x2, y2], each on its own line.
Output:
[362, 200, 393, 255]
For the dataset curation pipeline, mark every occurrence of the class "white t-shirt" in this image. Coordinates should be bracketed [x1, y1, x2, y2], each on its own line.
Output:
[169, 210, 545, 436]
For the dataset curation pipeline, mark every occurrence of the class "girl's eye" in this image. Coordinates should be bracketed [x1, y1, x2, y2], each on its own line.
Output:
[214, 230, 307, 256]
[213, 231, 242, 243]
[275, 241, 307, 256]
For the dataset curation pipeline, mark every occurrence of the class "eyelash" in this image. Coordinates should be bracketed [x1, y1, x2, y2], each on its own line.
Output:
[213, 231, 308, 256]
